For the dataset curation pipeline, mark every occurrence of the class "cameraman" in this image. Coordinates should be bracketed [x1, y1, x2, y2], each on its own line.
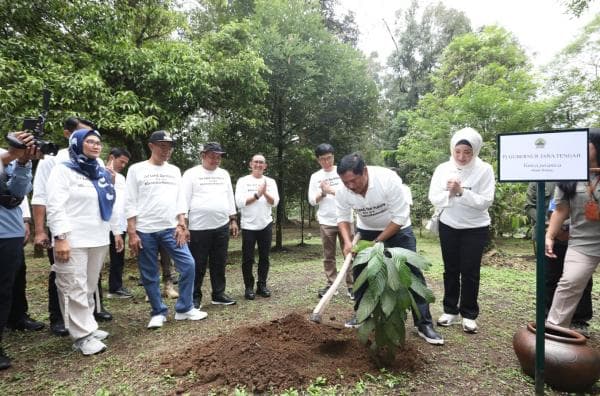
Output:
[0, 131, 39, 369]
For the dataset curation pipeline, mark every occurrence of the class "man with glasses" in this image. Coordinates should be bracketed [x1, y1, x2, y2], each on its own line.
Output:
[182, 142, 238, 308]
[235, 154, 279, 300]
[308, 143, 353, 299]
[125, 131, 206, 329]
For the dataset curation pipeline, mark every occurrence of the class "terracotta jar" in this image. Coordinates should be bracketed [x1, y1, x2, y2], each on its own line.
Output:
[513, 322, 600, 392]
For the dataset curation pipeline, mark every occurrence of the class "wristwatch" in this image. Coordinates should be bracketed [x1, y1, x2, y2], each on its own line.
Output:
[54, 233, 68, 240]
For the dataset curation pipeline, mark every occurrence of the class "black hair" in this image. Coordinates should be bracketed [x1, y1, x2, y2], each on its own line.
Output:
[455, 139, 472, 147]
[315, 143, 334, 157]
[337, 152, 365, 176]
[63, 116, 95, 132]
[557, 128, 600, 199]
[110, 147, 132, 159]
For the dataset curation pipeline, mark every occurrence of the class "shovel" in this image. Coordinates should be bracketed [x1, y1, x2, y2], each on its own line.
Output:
[309, 233, 361, 323]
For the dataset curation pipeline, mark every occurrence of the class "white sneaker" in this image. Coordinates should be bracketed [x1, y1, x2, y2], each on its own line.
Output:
[73, 335, 107, 355]
[462, 318, 478, 333]
[92, 329, 109, 341]
[437, 313, 461, 327]
[174, 308, 208, 321]
[147, 314, 167, 329]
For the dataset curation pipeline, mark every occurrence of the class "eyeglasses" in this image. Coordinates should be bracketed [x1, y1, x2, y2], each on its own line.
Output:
[253, 160, 265, 164]
[84, 140, 103, 147]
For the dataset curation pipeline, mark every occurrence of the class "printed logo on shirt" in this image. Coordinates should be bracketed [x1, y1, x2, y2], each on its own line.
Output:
[142, 173, 178, 186]
[355, 203, 387, 218]
[198, 175, 228, 185]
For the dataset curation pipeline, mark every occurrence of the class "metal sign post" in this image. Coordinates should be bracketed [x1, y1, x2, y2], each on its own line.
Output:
[497, 129, 589, 395]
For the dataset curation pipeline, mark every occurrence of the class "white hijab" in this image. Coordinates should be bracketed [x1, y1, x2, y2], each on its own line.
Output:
[449, 127, 483, 170]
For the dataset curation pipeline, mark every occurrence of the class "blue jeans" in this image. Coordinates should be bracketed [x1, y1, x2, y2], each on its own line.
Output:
[137, 229, 195, 316]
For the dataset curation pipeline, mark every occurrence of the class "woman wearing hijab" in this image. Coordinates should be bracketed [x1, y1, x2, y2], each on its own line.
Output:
[47, 129, 123, 355]
[545, 128, 600, 331]
[428, 127, 495, 333]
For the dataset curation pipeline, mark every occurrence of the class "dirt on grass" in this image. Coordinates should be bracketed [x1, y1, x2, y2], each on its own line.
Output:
[162, 311, 423, 394]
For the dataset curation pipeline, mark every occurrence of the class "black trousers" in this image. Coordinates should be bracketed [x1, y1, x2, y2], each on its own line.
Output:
[545, 242, 593, 325]
[241, 223, 273, 288]
[354, 227, 433, 327]
[45, 241, 62, 324]
[0, 237, 24, 342]
[438, 221, 489, 320]
[189, 224, 229, 299]
[108, 232, 126, 292]
[8, 253, 29, 325]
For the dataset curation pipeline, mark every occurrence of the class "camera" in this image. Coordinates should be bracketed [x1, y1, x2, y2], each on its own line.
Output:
[5, 89, 59, 156]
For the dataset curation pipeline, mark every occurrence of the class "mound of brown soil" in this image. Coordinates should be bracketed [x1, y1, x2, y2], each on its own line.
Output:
[162, 312, 424, 394]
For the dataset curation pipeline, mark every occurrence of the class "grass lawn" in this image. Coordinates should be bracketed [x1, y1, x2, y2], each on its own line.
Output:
[0, 225, 598, 395]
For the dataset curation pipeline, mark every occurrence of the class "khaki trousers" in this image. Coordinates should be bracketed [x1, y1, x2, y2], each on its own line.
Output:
[52, 246, 108, 339]
[320, 224, 353, 287]
[547, 247, 598, 328]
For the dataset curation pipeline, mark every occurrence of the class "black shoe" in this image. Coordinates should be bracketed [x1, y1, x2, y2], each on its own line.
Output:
[417, 324, 444, 345]
[256, 285, 271, 298]
[0, 348, 11, 370]
[211, 293, 236, 305]
[344, 314, 360, 329]
[107, 287, 133, 299]
[347, 287, 355, 301]
[244, 287, 255, 300]
[94, 310, 113, 322]
[318, 284, 338, 298]
[8, 315, 45, 331]
[193, 298, 201, 309]
[50, 321, 69, 337]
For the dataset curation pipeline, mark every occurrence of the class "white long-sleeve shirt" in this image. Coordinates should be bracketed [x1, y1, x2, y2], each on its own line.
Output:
[428, 158, 495, 229]
[308, 167, 342, 226]
[336, 166, 411, 231]
[235, 174, 279, 230]
[114, 172, 127, 232]
[181, 166, 236, 230]
[125, 161, 186, 233]
[46, 164, 120, 248]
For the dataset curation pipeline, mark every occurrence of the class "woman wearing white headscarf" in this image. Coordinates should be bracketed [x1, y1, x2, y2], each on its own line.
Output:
[428, 127, 495, 333]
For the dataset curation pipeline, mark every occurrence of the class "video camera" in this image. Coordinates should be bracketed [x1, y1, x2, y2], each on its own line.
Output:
[6, 89, 59, 156]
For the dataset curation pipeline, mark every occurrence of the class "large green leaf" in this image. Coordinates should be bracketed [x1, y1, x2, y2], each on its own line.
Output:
[384, 319, 402, 346]
[384, 256, 401, 291]
[356, 288, 378, 322]
[372, 264, 387, 298]
[410, 273, 436, 303]
[396, 288, 412, 311]
[380, 289, 396, 317]
[396, 261, 413, 288]
[387, 247, 432, 271]
[366, 254, 384, 278]
[357, 317, 375, 344]
[352, 264, 369, 290]
[352, 245, 375, 266]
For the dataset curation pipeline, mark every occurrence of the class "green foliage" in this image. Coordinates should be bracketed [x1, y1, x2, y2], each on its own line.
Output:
[393, 25, 551, 237]
[353, 245, 434, 364]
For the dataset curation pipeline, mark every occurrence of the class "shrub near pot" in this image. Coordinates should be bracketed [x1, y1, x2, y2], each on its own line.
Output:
[513, 322, 600, 392]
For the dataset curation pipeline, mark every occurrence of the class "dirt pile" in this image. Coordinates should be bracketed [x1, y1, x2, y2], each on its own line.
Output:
[162, 312, 424, 393]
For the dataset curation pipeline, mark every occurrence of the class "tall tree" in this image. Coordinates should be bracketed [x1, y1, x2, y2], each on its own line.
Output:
[543, 14, 600, 127]
[394, 25, 549, 235]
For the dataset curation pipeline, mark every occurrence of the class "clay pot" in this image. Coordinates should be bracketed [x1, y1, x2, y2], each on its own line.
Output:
[513, 322, 600, 392]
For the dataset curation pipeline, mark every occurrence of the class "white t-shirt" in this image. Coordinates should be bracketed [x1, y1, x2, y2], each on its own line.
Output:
[308, 167, 343, 226]
[114, 173, 127, 232]
[336, 166, 411, 231]
[181, 166, 236, 231]
[46, 164, 120, 248]
[428, 157, 495, 229]
[125, 161, 186, 233]
[235, 174, 279, 230]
